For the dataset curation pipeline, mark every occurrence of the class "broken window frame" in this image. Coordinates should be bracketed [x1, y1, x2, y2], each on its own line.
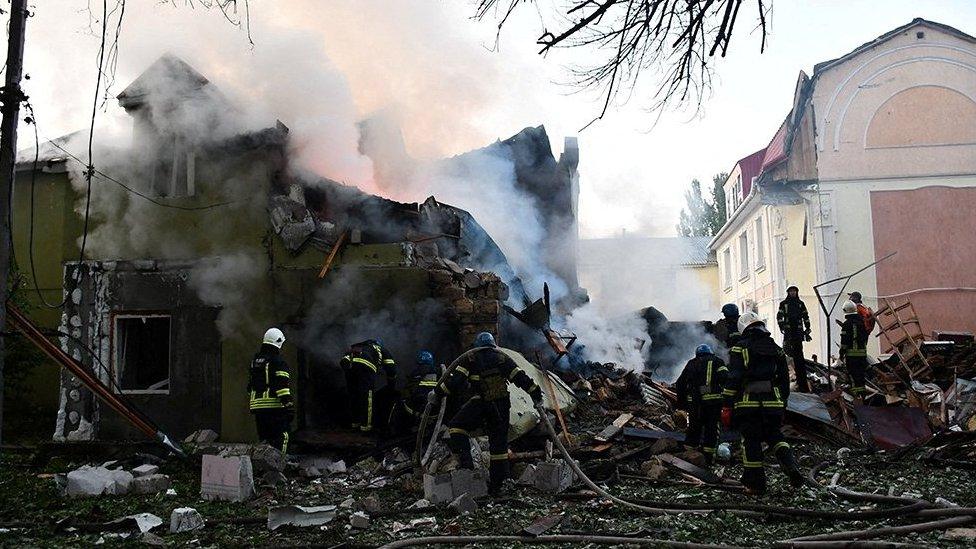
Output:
[112, 313, 172, 395]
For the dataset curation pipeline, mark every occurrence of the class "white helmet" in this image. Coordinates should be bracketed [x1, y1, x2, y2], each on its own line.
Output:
[263, 327, 286, 348]
[842, 300, 857, 314]
[737, 311, 764, 333]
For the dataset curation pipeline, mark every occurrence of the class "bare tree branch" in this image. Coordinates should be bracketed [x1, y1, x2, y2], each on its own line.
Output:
[473, 0, 771, 127]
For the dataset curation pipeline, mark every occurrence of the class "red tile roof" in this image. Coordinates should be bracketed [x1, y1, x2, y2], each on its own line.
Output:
[737, 148, 766, 198]
[760, 117, 789, 175]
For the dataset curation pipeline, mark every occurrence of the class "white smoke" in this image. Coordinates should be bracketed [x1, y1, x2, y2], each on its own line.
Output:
[563, 302, 650, 369]
[187, 252, 267, 338]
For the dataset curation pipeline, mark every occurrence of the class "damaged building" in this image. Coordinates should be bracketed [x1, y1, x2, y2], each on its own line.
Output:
[12, 54, 581, 444]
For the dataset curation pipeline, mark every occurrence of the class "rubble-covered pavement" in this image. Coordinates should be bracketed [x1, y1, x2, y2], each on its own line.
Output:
[4, 357, 976, 548]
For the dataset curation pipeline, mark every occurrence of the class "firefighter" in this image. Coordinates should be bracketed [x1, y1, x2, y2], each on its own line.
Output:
[674, 344, 727, 465]
[248, 328, 293, 454]
[840, 300, 870, 401]
[714, 303, 742, 351]
[389, 350, 440, 435]
[346, 339, 396, 433]
[777, 285, 813, 392]
[848, 291, 876, 334]
[429, 332, 542, 495]
[723, 312, 804, 495]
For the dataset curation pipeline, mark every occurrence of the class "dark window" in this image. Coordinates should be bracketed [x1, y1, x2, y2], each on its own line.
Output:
[115, 315, 171, 393]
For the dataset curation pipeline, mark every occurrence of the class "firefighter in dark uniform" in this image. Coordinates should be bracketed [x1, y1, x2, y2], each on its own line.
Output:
[248, 328, 293, 454]
[723, 312, 804, 495]
[430, 332, 542, 495]
[840, 300, 870, 401]
[389, 350, 440, 435]
[675, 344, 728, 465]
[777, 285, 813, 392]
[346, 339, 396, 433]
[713, 303, 742, 352]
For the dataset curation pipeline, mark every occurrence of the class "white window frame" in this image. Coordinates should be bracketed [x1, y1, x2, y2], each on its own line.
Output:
[754, 216, 766, 270]
[738, 232, 750, 281]
[114, 313, 172, 395]
[722, 248, 733, 289]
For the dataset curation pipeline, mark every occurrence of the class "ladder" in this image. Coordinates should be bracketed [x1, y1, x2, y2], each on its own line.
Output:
[874, 297, 931, 379]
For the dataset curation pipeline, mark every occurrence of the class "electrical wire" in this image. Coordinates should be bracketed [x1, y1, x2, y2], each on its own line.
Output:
[22, 101, 66, 309]
[44, 139, 236, 211]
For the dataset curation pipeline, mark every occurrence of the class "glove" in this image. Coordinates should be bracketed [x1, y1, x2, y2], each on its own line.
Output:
[804, 331, 812, 342]
[427, 391, 440, 407]
[530, 388, 544, 406]
[721, 406, 733, 429]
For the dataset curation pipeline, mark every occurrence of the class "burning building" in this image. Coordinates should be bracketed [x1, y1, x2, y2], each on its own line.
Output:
[13, 55, 582, 443]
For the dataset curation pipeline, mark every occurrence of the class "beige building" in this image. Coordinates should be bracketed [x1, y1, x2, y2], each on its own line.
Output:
[711, 18, 976, 361]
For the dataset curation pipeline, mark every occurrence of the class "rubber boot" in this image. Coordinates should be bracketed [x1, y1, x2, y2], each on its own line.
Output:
[488, 458, 509, 496]
[742, 466, 766, 496]
[776, 446, 805, 488]
[448, 433, 474, 469]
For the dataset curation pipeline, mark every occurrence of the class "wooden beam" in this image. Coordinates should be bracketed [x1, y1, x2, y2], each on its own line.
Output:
[317, 230, 349, 280]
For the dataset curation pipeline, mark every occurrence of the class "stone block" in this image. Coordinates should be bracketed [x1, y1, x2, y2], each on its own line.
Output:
[169, 507, 204, 533]
[200, 454, 255, 502]
[65, 465, 133, 497]
[349, 511, 370, 529]
[132, 464, 159, 478]
[533, 460, 574, 494]
[517, 464, 537, 486]
[131, 474, 172, 495]
[448, 493, 478, 515]
[423, 473, 454, 505]
[451, 469, 488, 499]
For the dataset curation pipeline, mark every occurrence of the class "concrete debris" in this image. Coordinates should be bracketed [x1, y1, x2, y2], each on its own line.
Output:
[247, 444, 286, 473]
[423, 469, 488, 505]
[165, 488, 177, 497]
[184, 429, 219, 444]
[516, 464, 537, 486]
[105, 513, 163, 534]
[944, 528, 976, 541]
[130, 474, 172, 495]
[260, 470, 288, 488]
[649, 438, 682, 455]
[267, 505, 337, 531]
[131, 464, 159, 478]
[169, 508, 205, 533]
[640, 459, 667, 480]
[533, 460, 574, 494]
[299, 456, 347, 474]
[673, 449, 707, 468]
[391, 517, 437, 534]
[339, 498, 355, 509]
[200, 454, 255, 502]
[447, 492, 479, 515]
[407, 499, 431, 509]
[65, 466, 133, 497]
[349, 511, 370, 529]
[300, 466, 322, 478]
[357, 496, 385, 514]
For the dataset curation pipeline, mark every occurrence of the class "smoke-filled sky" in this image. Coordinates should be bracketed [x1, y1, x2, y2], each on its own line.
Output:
[13, 0, 976, 237]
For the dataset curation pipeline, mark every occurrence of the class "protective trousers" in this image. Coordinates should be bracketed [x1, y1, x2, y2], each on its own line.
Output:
[783, 336, 810, 392]
[447, 397, 510, 494]
[347, 363, 376, 432]
[253, 409, 290, 454]
[846, 356, 868, 397]
[698, 402, 722, 464]
[735, 407, 799, 494]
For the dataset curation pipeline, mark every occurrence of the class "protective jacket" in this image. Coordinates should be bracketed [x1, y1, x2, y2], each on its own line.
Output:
[436, 348, 540, 402]
[349, 340, 396, 377]
[248, 347, 292, 411]
[840, 314, 869, 358]
[714, 315, 741, 349]
[777, 297, 811, 338]
[675, 354, 728, 406]
[724, 327, 790, 410]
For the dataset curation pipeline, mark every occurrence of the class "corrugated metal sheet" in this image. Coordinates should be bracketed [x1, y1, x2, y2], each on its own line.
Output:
[737, 148, 766, 198]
